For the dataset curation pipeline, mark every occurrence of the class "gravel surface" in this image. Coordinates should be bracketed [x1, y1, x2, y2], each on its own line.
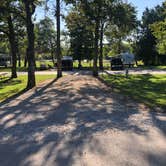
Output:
[0, 74, 166, 166]
[1, 68, 166, 76]
[105, 69, 166, 75]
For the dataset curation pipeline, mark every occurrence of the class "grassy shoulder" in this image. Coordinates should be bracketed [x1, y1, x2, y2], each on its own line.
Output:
[0, 60, 111, 72]
[101, 74, 166, 109]
[73, 60, 110, 69]
[0, 60, 54, 72]
[0, 75, 55, 102]
[139, 65, 166, 70]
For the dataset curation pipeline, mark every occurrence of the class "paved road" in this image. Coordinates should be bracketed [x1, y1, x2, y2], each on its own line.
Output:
[1, 68, 166, 76]
[105, 69, 166, 75]
[0, 74, 166, 166]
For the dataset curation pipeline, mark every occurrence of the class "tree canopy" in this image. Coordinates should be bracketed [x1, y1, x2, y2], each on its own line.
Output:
[0, 0, 166, 90]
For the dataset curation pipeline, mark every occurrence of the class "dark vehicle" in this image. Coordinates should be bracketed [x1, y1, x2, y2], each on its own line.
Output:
[40, 63, 48, 70]
[39, 60, 49, 70]
[110, 58, 123, 70]
[0, 54, 11, 67]
[62, 56, 73, 71]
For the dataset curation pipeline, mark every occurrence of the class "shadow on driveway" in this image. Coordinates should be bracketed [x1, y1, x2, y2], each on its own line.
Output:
[0, 75, 166, 166]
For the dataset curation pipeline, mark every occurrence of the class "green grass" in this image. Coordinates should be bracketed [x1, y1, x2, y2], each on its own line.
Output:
[1, 60, 109, 71]
[73, 61, 93, 68]
[101, 74, 166, 108]
[0, 60, 54, 72]
[143, 66, 166, 70]
[0, 67, 11, 72]
[0, 75, 55, 102]
[73, 60, 110, 69]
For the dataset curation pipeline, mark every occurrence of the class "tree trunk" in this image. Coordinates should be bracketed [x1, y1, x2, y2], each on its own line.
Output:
[56, 0, 62, 78]
[24, 1, 36, 89]
[24, 53, 27, 67]
[155, 54, 159, 65]
[51, 50, 55, 66]
[118, 38, 121, 54]
[99, 22, 104, 70]
[93, 19, 100, 77]
[16, 39, 21, 67]
[50, 42, 55, 66]
[78, 59, 82, 69]
[17, 50, 21, 67]
[7, 15, 17, 78]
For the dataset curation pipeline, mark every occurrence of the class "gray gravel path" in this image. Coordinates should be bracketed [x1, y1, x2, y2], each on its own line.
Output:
[0, 74, 166, 166]
[105, 69, 166, 75]
[1, 68, 166, 76]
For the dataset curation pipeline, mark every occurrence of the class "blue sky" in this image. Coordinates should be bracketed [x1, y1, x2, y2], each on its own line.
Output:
[35, 0, 165, 28]
[128, 0, 165, 19]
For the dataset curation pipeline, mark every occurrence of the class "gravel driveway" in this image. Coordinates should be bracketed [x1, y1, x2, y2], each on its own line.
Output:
[1, 68, 166, 76]
[105, 69, 166, 75]
[0, 74, 166, 166]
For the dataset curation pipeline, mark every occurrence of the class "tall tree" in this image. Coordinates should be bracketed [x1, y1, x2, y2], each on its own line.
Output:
[81, 0, 103, 76]
[151, 19, 166, 55]
[0, 1, 18, 78]
[99, 21, 105, 70]
[22, 0, 36, 89]
[150, 2, 166, 55]
[105, 3, 137, 55]
[65, 6, 94, 67]
[136, 2, 166, 65]
[65, 0, 113, 76]
[35, 17, 56, 64]
[56, 0, 62, 78]
[7, 14, 17, 78]
[65, 0, 135, 75]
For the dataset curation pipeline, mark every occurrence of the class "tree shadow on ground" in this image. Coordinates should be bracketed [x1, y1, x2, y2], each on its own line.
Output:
[0, 78, 22, 89]
[101, 73, 166, 109]
[0, 75, 165, 166]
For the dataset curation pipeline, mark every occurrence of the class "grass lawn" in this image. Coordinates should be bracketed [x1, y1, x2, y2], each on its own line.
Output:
[139, 65, 166, 70]
[73, 61, 93, 68]
[0, 75, 55, 102]
[0, 67, 11, 72]
[0, 60, 54, 72]
[73, 60, 110, 69]
[101, 74, 166, 109]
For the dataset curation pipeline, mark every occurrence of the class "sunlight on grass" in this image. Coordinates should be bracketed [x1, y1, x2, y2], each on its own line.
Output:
[101, 74, 166, 108]
[0, 75, 55, 102]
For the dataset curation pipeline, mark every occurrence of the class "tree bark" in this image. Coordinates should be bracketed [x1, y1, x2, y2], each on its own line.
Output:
[7, 15, 17, 78]
[24, 1, 36, 89]
[51, 49, 55, 66]
[118, 38, 121, 54]
[50, 41, 55, 66]
[99, 22, 104, 70]
[24, 53, 27, 67]
[17, 50, 21, 67]
[16, 39, 21, 67]
[78, 59, 82, 69]
[56, 0, 62, 78]
[93, 19, 100, 77]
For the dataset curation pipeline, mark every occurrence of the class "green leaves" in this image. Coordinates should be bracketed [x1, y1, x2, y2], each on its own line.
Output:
[65, 7, 94, 60]
[150, 19, 166, 54]
[35, 17, 56, 54]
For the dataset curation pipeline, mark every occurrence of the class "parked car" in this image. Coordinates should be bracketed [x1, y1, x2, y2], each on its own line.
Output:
[0, 61, 9, 68]
[39, 60, 48, 70]
[0, 54, 11, 67]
